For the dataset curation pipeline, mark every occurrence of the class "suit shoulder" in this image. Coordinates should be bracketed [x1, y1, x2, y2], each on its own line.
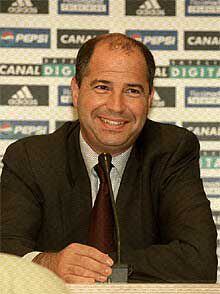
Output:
[142, 120, 199, 153]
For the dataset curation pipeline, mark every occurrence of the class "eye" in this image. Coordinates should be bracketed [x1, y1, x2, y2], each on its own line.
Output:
[126, 88, 142, 97]
[94, 84, 110, 92]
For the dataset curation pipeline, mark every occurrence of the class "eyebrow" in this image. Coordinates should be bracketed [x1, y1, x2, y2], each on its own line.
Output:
[127, 83, 145, 92]
[90, 79, 111, 87]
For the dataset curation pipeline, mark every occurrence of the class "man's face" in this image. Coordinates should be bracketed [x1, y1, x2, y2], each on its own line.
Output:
[71, 43, 154, 155]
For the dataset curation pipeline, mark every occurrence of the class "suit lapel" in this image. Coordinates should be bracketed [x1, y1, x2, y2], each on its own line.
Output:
[116, 120, 153, 212]
[116, 142, 142, 211]
[61, 123, 92, 244]
[116, 120, 162, 248]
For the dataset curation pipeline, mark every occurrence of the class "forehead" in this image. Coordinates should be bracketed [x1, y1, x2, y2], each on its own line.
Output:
[87, 42, 148, 78]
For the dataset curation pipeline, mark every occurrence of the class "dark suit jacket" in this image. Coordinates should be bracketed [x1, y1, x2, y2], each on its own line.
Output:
[0, 120, 217, 282]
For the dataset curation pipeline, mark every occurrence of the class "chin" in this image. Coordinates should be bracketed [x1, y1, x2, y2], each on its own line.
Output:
[98, 141, 130, 155]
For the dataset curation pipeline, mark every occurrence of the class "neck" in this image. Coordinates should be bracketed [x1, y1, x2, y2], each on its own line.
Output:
[80, 131, 131, 157]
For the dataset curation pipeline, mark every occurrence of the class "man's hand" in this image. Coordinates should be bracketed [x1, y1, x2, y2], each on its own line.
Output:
[32, 243, 114, 283]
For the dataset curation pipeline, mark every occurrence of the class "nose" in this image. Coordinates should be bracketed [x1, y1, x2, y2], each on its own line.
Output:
[106, 91, 126, 113]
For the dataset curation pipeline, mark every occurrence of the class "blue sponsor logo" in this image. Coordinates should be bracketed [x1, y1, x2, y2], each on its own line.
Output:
[127, 30, 177, 50]
[0, 121, 49, 139]
[185, 0, 220, 16]
[0, 28, 50, 48]
[58, 86, 73, 106]
[58, 0, 109, 15]
[203, 178, 220, 198]
[185, 87, 220, 107]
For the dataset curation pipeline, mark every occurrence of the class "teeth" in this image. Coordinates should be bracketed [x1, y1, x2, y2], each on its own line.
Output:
[101, 118, 124, 126]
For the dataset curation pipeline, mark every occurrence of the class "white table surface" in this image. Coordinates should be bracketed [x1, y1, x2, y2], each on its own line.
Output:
[66, 283, 220, 294]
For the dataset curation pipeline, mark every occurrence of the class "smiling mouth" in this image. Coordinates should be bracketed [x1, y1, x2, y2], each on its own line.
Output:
[100, 117, 126, 126]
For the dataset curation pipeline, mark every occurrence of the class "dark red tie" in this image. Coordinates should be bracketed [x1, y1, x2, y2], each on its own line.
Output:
[88, 161, 115, 254]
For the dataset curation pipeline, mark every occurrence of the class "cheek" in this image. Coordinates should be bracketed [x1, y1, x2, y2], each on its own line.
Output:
[78, 99, 101, 122]
[130, 101, 148, 120]
[82, 97, 107, 116]
[77, 94, 92, 112]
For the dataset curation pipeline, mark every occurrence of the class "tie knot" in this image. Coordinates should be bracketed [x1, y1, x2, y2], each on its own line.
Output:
[94, 162, 113, 183]
[94, 164, 105, 183]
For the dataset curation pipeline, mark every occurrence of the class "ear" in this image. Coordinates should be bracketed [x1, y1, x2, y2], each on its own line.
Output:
[71, 77, 79, 108]
[148, 87, 154, 108]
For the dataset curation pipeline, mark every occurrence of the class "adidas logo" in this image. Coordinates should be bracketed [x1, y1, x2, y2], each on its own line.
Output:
[8, 86, 38, 106]
[153, 90, 162, 101]
[8, 0, 38, 13]
[137, 0, 165, 16]
[152, 90, 165, 107]
[11, 0, 33, 7]
[12, 86, 33, 99]
[139, 0, 161, 9]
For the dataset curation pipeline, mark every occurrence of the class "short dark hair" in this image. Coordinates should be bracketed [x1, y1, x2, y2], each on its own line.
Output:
[75, 33, 156, 94]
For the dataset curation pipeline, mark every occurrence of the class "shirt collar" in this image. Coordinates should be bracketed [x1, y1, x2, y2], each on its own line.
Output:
[79, 131, 132, 178]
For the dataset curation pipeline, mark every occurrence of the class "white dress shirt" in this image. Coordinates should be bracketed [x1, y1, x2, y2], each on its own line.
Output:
[79, 131, 132, 206]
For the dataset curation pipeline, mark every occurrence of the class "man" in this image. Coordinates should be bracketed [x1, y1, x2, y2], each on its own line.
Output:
[0, 33, 217, 283]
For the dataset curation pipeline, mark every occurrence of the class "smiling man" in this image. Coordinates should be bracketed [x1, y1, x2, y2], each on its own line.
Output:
[0, 33, 217, 283]
[71, 39, 153, 155]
